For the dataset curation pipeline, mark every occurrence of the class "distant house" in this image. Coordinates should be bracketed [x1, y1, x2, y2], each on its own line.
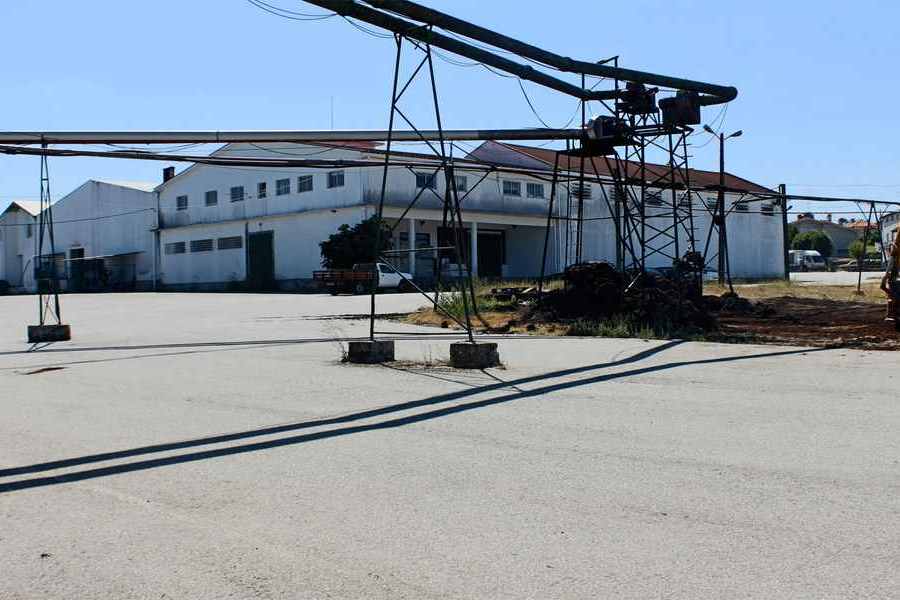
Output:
[793, 215, 860, 257]
[0, 201, 40, 290]
[881, 212, 900, 250]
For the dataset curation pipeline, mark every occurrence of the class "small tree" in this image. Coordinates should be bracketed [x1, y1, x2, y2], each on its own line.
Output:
[319, 216, 392, 269]
[792, 231, 834, 258]
[848, 239, 865, 260]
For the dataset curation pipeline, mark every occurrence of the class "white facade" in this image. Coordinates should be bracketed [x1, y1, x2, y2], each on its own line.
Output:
[0, 181, 156, 293]
[2, 142, 786, 294]
[0, 201, 40, 289]
[154, 141, 786, 290]
[881, 212, 899, 251]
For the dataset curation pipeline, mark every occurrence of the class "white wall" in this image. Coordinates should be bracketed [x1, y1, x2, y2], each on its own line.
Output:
[153, 143, 785, 285]
[159, 206, 368, 286]
[158, 144, 367, 229]
[19, 181, 156, 291]
[0, 207, 36, 288]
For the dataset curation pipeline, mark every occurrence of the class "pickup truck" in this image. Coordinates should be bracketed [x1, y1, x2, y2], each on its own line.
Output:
[313, 262, 414, 295]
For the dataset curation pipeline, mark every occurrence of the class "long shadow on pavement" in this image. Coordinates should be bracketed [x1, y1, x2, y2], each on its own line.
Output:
[0, 343, 831, 493]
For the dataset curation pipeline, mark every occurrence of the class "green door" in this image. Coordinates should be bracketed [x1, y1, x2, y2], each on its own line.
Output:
[247, 231, 275, 291]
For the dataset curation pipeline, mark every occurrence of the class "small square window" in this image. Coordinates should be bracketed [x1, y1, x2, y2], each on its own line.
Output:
[297, 175, 313, 193]
[276, 178, 290, 196]
[257, 182, 267, 199]
[454, 175, 468, 192]
[415, 172, 437, 189]
[733, 201, 750, 212]
[761, 203, 774, 216]
[176, 195, 189, 211]
[502, 180, 521, 197]
[205, 190, 218, 206]
[230, 186, 244, 203]
[327, 171, 345, 189]
[526, 182, 544, 199]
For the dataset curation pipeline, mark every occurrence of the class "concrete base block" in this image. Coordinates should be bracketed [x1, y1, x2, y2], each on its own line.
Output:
[347, 340, 395, 364]
[450, 342, 500, 369]
[27, 324, 71, 343]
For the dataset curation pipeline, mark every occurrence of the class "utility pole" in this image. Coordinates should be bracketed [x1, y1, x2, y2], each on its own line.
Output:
[779, 183, 789, 281]
[717, 132, 726, 285]
[705, 126, 742, 289]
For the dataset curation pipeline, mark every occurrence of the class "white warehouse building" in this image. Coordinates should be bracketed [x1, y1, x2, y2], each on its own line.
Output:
[0, 181, 156, 293]
[1, 141, 785, 294]
[155, 141, 784, 290]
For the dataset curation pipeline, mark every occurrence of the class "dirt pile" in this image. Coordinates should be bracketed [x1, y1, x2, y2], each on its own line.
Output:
[533, 260, 715, 333]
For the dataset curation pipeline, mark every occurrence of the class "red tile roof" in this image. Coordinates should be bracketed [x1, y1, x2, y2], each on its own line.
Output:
[481, 142, 775, 194]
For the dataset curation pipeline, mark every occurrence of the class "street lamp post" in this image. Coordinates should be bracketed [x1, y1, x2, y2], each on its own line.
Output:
[704, 125, 742, 290]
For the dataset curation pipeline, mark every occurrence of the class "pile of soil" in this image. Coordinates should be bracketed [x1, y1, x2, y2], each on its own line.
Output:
[533, 261, 715, 333]
[529, 262, 899, 349]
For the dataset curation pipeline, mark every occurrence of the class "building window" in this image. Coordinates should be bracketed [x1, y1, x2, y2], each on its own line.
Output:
[526, 182, 545, 199]
[502, 180, 521, 197]
[276, 178, 290, 196]
[176, 195, 189, 211]
[327, 171, 345, 189]
[230, 186, 244, 203]
[205, 190, 218, 207]
[165, 241, 186, 255]
[761, 203, 774, 216]
[733, 200, 749, 212]
[217, 236, 243, 250]
[297, 175, 313, 193]
[257, 182, 267, 199]
[26, 223, 33, 238]
[572, 183, 592, 200]
[415, 172, 437, 189]
[454, 175, 468, 193]
[645, 191, 663, 206]
[190, 239, 214, 253]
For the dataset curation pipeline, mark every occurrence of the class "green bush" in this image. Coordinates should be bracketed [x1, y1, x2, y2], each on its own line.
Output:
[320, 216, 392, 269]
[436, 290, 503, 322]
[792, 231, 834, 258]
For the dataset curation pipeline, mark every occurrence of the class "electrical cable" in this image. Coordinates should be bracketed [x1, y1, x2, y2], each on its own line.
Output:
[0, 207, 156, 228]
[244, 0, 336, 21]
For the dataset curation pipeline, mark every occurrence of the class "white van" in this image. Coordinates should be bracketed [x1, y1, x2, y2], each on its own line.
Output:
[789, 250, 828, 272]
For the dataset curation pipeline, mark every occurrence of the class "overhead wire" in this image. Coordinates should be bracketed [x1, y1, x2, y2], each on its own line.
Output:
[244, 0, 336, 21]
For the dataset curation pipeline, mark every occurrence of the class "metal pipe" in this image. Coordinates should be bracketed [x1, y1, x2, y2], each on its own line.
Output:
[357, 0, 737, 105]
[0, 128, 583, 145]
[302, 0, 612, 101]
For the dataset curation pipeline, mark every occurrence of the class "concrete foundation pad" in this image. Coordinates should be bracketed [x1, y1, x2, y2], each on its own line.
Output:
[450, 341, 501, 369]
[347, 340, 395, 364]
[27, 324, 71, 343]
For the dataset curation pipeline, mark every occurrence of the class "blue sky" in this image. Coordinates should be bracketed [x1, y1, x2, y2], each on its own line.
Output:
[1, 0, 897, 221]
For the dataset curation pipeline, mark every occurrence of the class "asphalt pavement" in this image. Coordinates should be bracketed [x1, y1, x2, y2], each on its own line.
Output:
[1, 292, 897, 599]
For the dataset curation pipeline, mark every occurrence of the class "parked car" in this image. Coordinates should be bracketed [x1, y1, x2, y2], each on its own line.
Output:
[313, 262, 414, 295]
[789, 249, 828, 272]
